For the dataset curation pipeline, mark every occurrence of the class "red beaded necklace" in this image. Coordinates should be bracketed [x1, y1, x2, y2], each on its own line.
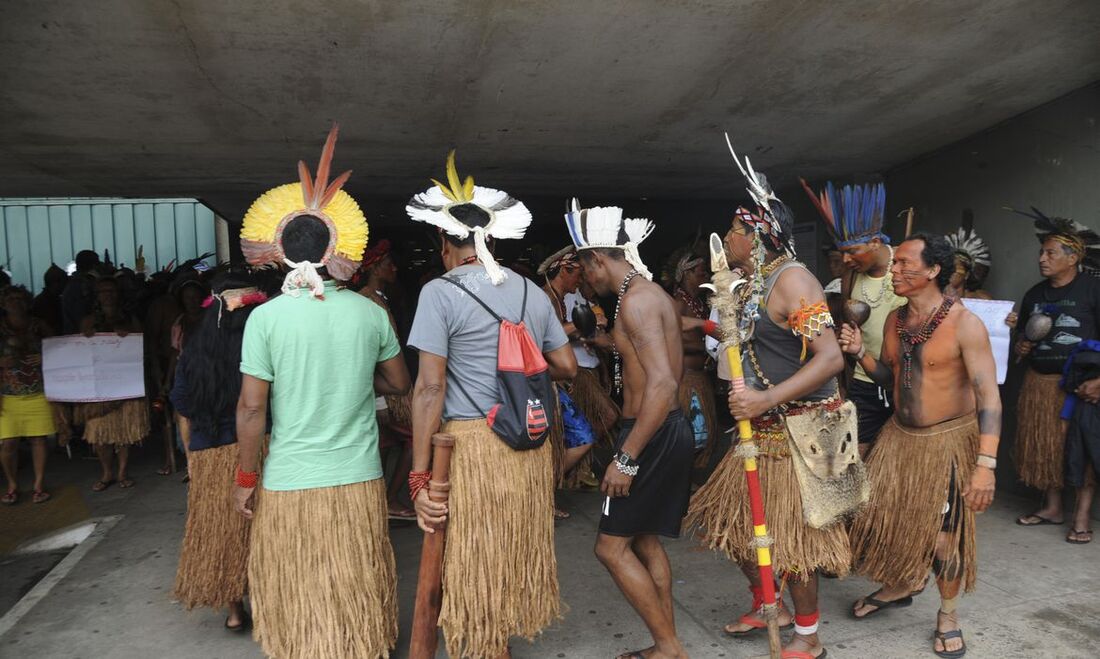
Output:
[895, 296, 955, 389]
[676, 286, 707, 319]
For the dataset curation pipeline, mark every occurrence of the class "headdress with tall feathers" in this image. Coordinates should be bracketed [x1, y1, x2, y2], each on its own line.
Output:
[800, 179, 888, 247]
[405, 150, 532, 285]
[1005, 205, 1100, 274]
[724, 134, 796, 257]
[945, 228, 990, 268]
[240, 123, 368, 298]
[564, 198, 655, 280]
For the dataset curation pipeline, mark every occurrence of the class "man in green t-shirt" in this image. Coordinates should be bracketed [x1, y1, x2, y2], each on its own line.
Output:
[231, 125, 410, 659]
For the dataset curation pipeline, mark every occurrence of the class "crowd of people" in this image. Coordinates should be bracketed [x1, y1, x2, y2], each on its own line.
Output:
[2, 124, 1098, 659]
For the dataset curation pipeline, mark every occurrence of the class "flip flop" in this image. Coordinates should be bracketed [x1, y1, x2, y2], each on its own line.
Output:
[851, 590, 913, 619]
[1, 489, 17, 505]
[722, 611, 794, 637]
[225, 613, 252, 633]
[118, 478, 135, 489]
[1016, 514, 1063, 526]
[782, 649, 828, 659]
[933, 629, 966, 658]
[155, 467, 172, 476]
[616, 648, 652, 659]
[1066, 529, 1093, 544]
[92, 479, 115, 492]
[32, 490, 51, 504]
[554, 508, 571, 520]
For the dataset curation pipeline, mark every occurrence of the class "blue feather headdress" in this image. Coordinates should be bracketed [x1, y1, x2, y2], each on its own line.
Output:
[800, 179, 889, 247]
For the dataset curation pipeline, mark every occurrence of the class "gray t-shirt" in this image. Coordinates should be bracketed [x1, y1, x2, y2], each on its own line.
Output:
[408, 265, 569, 420]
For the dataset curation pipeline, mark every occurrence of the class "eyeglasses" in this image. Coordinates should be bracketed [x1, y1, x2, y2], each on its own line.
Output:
[728, 223, 751, 236]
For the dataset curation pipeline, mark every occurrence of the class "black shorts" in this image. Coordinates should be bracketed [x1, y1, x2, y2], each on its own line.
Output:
[848, 378, 894, 445]
[942, 465, 961, 533]
[599, 410, 694, 539]
[1066, 401, 1100, 488]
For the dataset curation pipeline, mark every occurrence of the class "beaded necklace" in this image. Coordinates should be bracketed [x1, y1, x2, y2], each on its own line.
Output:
[545, 281, 567, 321]
[458, 255, 479, 267]
[895, 296, 955, 389]
[611, 269, 640, 394]
[676, 286, 707, 320]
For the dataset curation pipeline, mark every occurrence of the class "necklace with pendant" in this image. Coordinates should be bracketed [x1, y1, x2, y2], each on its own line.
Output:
[611, 269, 640, 394]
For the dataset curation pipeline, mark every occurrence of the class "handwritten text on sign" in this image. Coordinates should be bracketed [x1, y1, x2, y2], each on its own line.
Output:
[42, 334, 145, 402]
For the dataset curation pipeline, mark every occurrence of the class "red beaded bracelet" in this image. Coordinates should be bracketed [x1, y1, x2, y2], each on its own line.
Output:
[703, 319, 719, 337]
[235, 465, 258, 488]
[408, 470, 432, 503]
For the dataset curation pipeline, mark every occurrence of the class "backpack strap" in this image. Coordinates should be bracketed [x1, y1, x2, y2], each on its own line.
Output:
[442, 276, 503, 322]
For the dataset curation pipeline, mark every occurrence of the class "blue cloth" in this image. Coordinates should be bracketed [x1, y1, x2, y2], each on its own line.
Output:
[1059, 339, 1100, 419]
[559, 388, 595, 449]
[169, 352, 237, 452]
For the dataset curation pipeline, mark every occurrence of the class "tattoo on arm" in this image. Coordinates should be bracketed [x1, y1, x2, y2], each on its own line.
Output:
[866, 358, 894, 388]
[978, 408, 1001, 437]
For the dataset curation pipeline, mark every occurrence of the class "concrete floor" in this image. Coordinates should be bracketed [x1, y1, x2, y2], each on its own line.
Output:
[1, 450, 1098, 659]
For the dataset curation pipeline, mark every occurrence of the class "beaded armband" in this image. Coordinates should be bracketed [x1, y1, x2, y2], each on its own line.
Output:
[787, 299, 835, 361]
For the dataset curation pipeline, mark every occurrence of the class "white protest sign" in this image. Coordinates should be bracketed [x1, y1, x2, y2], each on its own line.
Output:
[42, 334, 145, 402]
[960, 299, 1014, 384]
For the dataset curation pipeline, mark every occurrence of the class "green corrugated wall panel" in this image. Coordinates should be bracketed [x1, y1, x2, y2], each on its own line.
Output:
[0, 198, 222, 294]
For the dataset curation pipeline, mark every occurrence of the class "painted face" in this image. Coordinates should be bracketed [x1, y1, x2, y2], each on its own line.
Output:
[1038, 237, 1080, 280]
[889, 239, 939, 297]
[839, 239, 881, 273]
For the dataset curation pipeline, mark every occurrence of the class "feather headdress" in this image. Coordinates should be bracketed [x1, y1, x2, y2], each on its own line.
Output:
[660, 243, 706, 291]
[724, 134, 796, 257]
[537, 246, 578, 277]
[406, 150, 532, 285]
[1006, 205, 1100, 273]
[240, 123, 368, 294]
[945, 228, 990, 267]
[800, 178, 888, 247]
[564, 198, 655, 280]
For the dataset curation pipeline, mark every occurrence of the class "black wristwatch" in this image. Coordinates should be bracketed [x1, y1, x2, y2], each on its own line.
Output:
[614, 451, 640, 476]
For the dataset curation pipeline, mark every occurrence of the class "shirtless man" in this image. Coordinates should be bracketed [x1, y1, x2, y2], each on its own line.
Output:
[841, 233, 1001, 658]
[568, 206, 693, 659]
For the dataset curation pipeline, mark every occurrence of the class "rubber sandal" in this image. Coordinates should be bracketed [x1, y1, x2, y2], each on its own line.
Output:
[851, 590, 913, 619]
[225, 613, 252, 633]
[118, 478, 135, 489]
[616, 649, 651, 659]
[554, 508, 571, 520]
[92, 479, 115, 492]
[1, 489, 17, 505]
[782, 649, 828, 659]
[155, 467, 171, 476]
[933, 629, 966, 658]
[1016, 514, 1063, 526]
[32, 490, 51, 504]
[1066, 529, 1093, 544]
[723, 611, 794, 637]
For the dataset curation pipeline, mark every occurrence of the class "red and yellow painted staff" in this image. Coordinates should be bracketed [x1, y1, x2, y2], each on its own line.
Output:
[705, 232, 782, 659]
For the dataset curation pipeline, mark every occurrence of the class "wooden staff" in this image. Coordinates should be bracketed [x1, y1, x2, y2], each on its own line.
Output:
[903, 207, 915, 239]
[704, 233, 781, 659]
[409, 432, 456, 659]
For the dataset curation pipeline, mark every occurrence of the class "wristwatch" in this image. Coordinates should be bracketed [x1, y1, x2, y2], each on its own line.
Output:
[614, 451, 640, 477]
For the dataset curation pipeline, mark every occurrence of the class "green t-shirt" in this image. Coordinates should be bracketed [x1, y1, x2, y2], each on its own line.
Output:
[240, 281, 400, 491]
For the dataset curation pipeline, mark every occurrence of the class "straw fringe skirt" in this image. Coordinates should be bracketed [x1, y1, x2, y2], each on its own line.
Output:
[248, 479, 397, 659]
[570, 367, 620, 442]
[685, 424, 851, 580]
[679, 369, 719, 466]
[174, 443, 252, 609]
[549, 386, 566, 485]
[384, 393, 413, 430]
[440, 418, 560, 658]
[850, 416, 979, 592]
[81, 398, 150, 446]
[1013, 370, 1067, 489]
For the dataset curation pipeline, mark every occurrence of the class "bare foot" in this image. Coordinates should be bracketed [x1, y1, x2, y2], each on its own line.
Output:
[723, 602, 793, 634]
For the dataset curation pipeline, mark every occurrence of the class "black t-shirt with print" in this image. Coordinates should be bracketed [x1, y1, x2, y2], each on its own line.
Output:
[1019, 273, 1100, 374]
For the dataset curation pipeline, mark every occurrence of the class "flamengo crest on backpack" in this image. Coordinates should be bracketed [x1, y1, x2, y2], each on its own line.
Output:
[443, 276, 556, 450]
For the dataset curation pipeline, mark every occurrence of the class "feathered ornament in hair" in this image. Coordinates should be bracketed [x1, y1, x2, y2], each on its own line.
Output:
[1006, 205, 1100, 275]
[406, 150, 532, 285]
[946, 227, 990, 267]
[800, 178, 888, 248]
[564, 198, 655, 280]
[724, 134, 795, 257]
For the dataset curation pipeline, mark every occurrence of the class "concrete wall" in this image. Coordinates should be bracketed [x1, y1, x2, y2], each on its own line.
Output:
[882, 82, 1100, 504]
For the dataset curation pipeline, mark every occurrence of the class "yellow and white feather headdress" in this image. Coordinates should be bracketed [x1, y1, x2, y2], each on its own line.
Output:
[406, 150, 532, 285]
[240, 123, 368, 295]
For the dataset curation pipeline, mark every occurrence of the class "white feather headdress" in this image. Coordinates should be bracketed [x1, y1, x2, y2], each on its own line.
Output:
[406, 150, 532, 285]
[564, 198, 655, 280]
[946, 228, 990, 267]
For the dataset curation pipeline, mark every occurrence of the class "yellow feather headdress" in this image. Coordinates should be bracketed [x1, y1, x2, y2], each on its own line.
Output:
[240, 123, 368, 282]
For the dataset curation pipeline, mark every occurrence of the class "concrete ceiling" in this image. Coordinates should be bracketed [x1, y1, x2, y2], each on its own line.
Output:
[2, 0, 1099, 222]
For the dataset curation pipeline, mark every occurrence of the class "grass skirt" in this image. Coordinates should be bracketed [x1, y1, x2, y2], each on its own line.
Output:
[174, 443, 251, 609]
[81, 398, 149, 446]
[440, 418, 560, 658]
[384, 393, 412, 431]
[850, 415, 979, 592]
[1013, 369, 1067, 489]
[679, 369, 719, 466]
[685, 418, 851, 580]
[570, 366, 620, 442]
[248, 479, 397, 659]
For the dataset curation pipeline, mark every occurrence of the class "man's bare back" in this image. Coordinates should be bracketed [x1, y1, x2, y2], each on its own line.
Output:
[881, 303, 979, 427]
[613, 279, 684, 419]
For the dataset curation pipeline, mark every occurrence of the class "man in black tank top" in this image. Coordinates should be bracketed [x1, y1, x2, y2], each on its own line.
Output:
[686, 187, 847, 659]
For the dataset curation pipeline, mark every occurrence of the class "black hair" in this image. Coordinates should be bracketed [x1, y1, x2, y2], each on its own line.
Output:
[75, 250, 100, 273]
[282, 215, 331, 264]
[177, 272, 262, 439]
[577, 248, 626, 264]
[904, 232, 955, 291]
[440, 204, 492, 248]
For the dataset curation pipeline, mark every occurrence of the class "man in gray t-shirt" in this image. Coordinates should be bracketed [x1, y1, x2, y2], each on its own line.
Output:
[408, 264, 569, 419]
